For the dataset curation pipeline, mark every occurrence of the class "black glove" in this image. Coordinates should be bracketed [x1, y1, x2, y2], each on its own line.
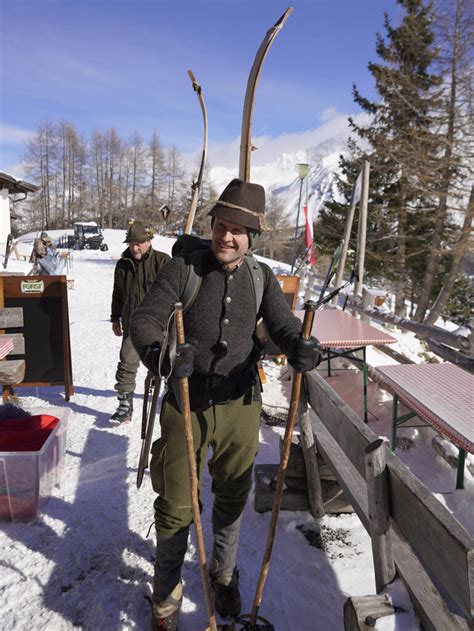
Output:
[172, 342, 196, 379]
[288, 336, 321, 372]
[146, 341, 196, 379]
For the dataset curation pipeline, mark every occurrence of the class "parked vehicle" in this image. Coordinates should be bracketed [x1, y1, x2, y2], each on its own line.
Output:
[71, 222, 108, 251]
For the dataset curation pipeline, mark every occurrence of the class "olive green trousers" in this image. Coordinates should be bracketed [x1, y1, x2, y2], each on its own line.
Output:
[114, 334, 140, 393]
[150, 387, 262, 537]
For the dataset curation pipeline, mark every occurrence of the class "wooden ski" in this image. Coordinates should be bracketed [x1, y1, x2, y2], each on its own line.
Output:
[239, 7, 293, 182]
[185, 69, 208, 235]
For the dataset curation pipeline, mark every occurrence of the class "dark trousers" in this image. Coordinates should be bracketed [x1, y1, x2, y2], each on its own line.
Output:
[114, 334, 140, 393]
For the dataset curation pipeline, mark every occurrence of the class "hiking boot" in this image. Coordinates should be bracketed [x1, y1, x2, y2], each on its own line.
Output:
[150, 582, 182, 631]
[210, 569, 241, 618]
[110, 392, 133, 423]
[150, 608, 180, 631]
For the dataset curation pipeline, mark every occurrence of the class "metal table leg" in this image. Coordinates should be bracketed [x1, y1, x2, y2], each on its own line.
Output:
[456, 448, 466, 490]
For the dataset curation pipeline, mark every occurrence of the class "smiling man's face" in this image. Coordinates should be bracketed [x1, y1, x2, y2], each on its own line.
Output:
[211, 217, 250, 270]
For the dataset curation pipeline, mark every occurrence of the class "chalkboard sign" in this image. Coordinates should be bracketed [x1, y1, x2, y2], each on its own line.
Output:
[264, 275, 301, 358]
[0, 275, 73, 400]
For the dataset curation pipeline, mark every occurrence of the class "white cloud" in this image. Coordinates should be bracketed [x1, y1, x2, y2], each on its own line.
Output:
[202, 110, 370, 172]
[0, 125, 35, 145]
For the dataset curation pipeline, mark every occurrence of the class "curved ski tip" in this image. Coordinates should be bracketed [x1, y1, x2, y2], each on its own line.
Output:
[275, 6, 294, 27]
[187, 69, 196, 81]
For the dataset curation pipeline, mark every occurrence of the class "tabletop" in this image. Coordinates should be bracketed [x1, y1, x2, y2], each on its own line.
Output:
[375, 363, 474, 453]
[0, 337, 14, 360]
[294, 308, 396, 349]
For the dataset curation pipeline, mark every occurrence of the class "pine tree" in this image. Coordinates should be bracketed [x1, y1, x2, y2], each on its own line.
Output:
[319, 0, 444, 315]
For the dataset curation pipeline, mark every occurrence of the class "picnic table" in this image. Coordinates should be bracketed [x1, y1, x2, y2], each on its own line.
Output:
[294, 309, 396, 422]
[375, 363, 474, 489]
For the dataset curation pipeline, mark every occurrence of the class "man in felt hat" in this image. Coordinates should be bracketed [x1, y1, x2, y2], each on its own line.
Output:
[110, 220, 170, 423]
[130, 179, 320, 629]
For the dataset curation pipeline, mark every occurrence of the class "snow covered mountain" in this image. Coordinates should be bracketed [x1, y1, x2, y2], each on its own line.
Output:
[210, 134, 346, 225]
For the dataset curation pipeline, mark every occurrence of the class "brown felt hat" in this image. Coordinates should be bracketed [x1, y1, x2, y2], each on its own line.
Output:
[124, 220, 154, 243]
[208, 178, 267, 233]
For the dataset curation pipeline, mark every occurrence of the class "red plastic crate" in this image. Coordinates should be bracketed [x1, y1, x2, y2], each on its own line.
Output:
[0, 408, 68, 520]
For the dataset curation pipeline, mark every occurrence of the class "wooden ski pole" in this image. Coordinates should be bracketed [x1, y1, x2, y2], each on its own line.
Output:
[250, 300, 316, 626]
[174, 302, 217, 631]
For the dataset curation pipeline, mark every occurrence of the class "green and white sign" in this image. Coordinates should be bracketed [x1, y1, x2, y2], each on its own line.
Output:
[21, 280, 45, 294]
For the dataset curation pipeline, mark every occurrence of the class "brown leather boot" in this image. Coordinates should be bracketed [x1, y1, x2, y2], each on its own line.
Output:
[150, 582, 182, 631]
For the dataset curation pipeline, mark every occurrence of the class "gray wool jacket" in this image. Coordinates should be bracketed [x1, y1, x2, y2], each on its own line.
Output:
[130, 248, 301, 407]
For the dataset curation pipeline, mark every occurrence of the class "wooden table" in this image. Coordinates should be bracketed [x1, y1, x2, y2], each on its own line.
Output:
[375, 363, 474, 489]
[294, 309, 396, 422]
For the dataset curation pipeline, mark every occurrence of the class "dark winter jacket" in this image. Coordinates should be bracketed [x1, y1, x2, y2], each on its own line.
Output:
[111, 246, 170, 335]
[130, 248, 301, 409]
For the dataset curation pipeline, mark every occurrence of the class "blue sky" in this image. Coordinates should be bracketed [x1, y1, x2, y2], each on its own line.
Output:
[1, 0, 401, 173]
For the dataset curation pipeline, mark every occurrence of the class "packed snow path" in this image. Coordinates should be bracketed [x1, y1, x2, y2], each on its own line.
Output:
[0, 231, 441, 630]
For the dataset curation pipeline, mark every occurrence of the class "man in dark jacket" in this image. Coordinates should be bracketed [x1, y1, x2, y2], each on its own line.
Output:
[130, 179, 320, 630]
[110, 220, 170, 423]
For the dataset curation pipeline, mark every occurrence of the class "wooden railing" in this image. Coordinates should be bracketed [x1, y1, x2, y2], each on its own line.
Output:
[303, 369, 473, 630]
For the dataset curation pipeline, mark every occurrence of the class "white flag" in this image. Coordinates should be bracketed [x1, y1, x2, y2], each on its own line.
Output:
[350, 168, 363, 206]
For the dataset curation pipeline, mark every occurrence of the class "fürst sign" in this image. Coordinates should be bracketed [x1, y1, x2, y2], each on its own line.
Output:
[21, 280, 44, 294]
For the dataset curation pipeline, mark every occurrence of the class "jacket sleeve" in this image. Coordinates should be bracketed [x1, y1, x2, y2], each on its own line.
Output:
[111, 263, 125, 322]
[129, 257, 185, 367]
[259, 264, 302, 356]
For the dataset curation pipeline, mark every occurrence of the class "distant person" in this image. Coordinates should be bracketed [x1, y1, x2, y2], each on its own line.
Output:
[110, 221, 170, 424]
[30, 232, 64, 275]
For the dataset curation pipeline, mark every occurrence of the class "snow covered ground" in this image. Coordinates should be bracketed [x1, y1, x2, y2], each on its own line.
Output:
[0, 229, 471, 630]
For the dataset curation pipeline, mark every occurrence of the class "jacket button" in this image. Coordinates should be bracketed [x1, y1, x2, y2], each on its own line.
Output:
[228, 275, 234, 281]
[221, 340, 228, 348]
[225, 296, 232, 304]
[223, 318, 229, 325]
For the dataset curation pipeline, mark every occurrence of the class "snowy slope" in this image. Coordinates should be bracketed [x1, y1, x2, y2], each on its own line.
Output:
[0, 229, 470, 630]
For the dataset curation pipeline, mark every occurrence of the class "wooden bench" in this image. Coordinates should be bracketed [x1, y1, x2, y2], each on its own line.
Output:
[0, 307, 26, 389]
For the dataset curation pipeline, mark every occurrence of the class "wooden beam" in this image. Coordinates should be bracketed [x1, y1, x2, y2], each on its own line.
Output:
[0, 307, 23, 328]
[0, 359, 25, 384]
[0, 333, 25, 355]
[392, 523, 471, 631]
[365, 439, 395, 592]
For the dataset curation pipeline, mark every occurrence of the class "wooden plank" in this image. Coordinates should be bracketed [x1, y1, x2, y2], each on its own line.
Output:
[392, 523, 471, 631]
[311, 412, 369, 530]
[306, 370, 376, 478]
[0, 359, 25, 384]
[365, 439, 395, 592]
[297, 392, 324, 518]
[388, 457, 473, 621]
[254, 464, 354, 514]
[0, 307, 24, 328]
[343, 595, 394, 630]
[0, 333, 25, 355]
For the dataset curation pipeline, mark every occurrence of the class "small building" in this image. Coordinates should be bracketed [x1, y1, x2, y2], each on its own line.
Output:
[0, 171, 39, 244]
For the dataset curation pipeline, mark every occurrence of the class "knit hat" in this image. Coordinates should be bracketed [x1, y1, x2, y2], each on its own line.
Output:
[208, 178, 267, 233]
[124, 221, 154, 243]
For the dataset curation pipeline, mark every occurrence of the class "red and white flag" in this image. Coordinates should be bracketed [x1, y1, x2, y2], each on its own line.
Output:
[303, 203, 315, 265]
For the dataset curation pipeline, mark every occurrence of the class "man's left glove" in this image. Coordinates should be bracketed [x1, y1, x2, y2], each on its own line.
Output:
[288, 336, 321, 372]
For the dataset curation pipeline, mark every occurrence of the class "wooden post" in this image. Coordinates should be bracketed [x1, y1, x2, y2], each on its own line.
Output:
[353, 160, 370, 299]
[361, 287, 374, 323]
[297, 383, 325, 518]
[332, 199, 357, 305]
[364, 439, 395, 592]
